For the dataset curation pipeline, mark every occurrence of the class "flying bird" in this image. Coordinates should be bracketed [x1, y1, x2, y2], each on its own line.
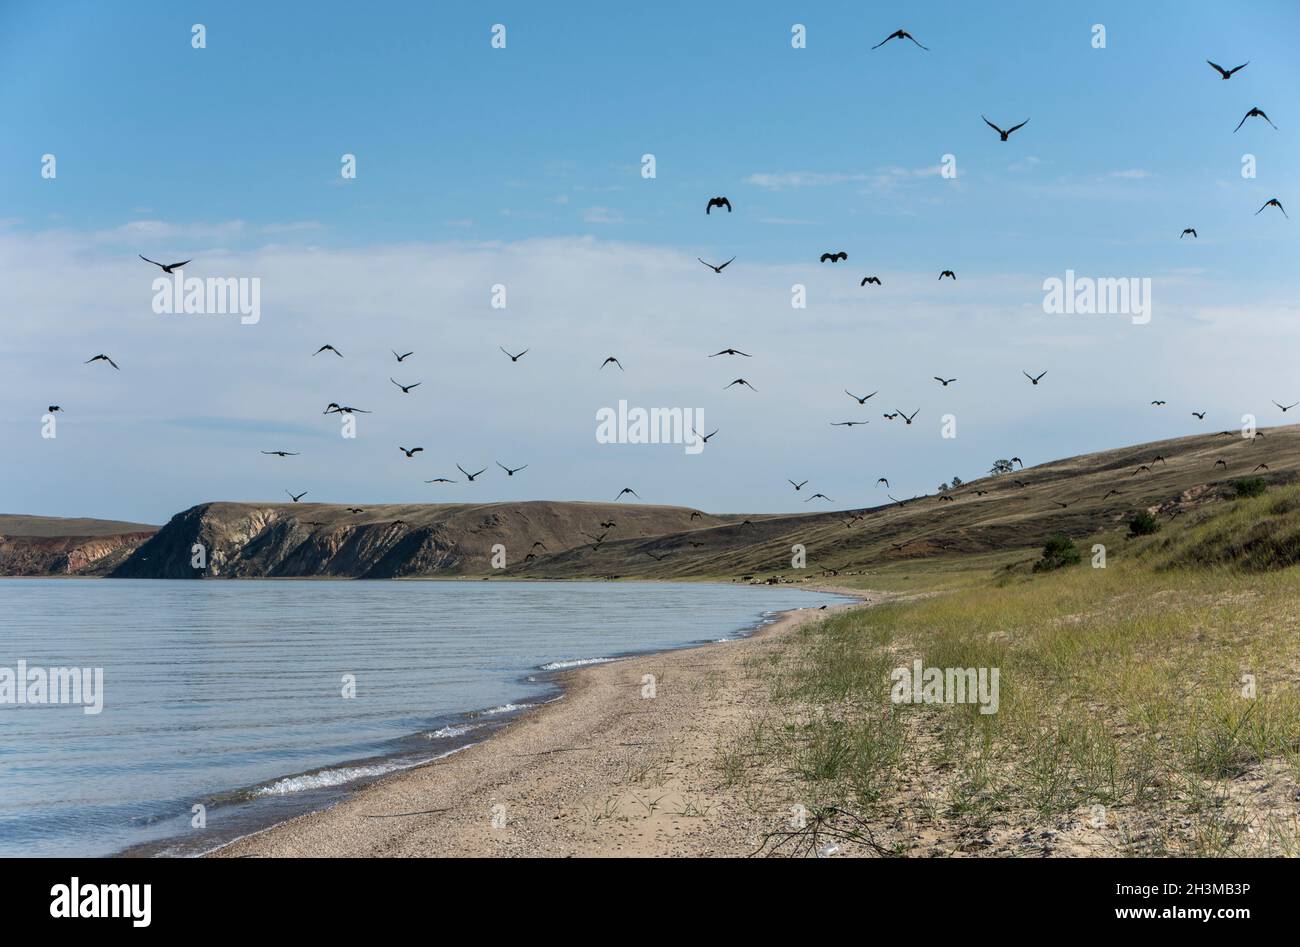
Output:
[322, 403, 371, 414]
[897, 409, 919, 425]
[1254, 464, 1270, 472]
[789, 479, 809, 491]
[399, 446, 424, 458]
[830, 420, 868, 427]
[1256, 198, 1288, 218]
[285, 490, 308, 502]
[938, 270, 957, 280]
[1024, 370, 1047, 385]
[1192, 411, 1206, 419]
[877, 478, 889, 487]
[313, 345, 343, 357]
[1274, 400, 1298, 412]
[709, 347, 750, 357]
[860, 276, 882, 286]
[457, 464, 487, 481]
[424, 477, 456, 483]
[724, 378, 757, 391]
[872, 29, 928, 50]
[1132, 465, 1151, 476]
[699, 257, 736, 273]
[390, 378, 422, 393]
[47, 405, 62, 413]
[497, 462, 528, 476]
[982, 116, 1029, 141]
[500, 347, 529, 362]
[261, 450, 299, 457]
[1213, 459, 1227, 469]
[705, 196, 732, 214]
[1151, 400, 1167, 406]
[392, 350, 414, 362]
[645, 551, 669, 562]
[819, 251, 848, 263]
[84, 354, 119, 369]
[933, 377, 956, 387]
[1234, 107, 1277, 132]
[1180, 228, 1197, 239]
[845, 389, 877, 404]
[139, 255, 190, 273]
[614, 487, 640, 500]
[692, 427, 719, 443]
[600, 356, 624, 370]
[805, 493, 833, 503]
[1207, 60, 1248, 80]
[1011, 457, 1024, 468]
[346, 507, 365, 514]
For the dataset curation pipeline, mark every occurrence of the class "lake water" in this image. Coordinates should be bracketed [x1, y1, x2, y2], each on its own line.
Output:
[0, 579, 851, 857]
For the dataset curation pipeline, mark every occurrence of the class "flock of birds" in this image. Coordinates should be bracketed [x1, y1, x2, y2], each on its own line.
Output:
[57, 32, 1291, 559]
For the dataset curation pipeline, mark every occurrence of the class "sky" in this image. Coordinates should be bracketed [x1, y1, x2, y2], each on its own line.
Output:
[2, 0, 1298, 524]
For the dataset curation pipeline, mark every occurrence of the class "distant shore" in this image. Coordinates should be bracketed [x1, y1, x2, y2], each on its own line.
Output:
[209, 588, 872, 857]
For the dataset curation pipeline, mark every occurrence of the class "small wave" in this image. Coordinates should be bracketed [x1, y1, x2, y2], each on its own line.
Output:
[252, 749, 462, 797]
[477, 702, 534, 716]
[539, 656, 614, 670]
[427, 723, 478, 739]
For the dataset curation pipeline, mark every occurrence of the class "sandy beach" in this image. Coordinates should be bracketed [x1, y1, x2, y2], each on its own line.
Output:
[211, 591, 872, 857]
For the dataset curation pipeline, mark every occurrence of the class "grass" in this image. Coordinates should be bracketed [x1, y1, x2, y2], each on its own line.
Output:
[740, 485, 1300, 856]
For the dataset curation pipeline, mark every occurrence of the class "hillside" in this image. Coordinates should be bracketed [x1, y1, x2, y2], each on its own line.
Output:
[0, 514, 157, 576]
[97, 425, 1300, 580]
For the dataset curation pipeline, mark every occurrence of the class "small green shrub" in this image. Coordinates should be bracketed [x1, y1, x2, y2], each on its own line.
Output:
[1128, 511, 1162, 537]
[1233, 477, 1267, 499]
[1034, 533, 1082, 572]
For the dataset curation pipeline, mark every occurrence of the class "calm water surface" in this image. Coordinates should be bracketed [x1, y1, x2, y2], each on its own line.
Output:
[0, 579, 851, 856]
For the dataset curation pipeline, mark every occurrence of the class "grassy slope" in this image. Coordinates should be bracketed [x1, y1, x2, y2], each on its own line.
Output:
[730, 484, 1300, 857]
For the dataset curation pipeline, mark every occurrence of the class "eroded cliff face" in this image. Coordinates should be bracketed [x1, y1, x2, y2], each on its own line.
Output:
[106, 500, 732, 579]
[0, 531, 155, 576]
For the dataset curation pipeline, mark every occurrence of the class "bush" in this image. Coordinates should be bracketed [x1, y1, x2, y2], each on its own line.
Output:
[1233, 477, 1267, 499]
[1128, 511, 1162, 537]
[1034, 533, 1082, 572]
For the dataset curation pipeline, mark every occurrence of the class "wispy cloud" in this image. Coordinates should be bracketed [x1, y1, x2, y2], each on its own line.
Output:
[582, 206, 624, 224]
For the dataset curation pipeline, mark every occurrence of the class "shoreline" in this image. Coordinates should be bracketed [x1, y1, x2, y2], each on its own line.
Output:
[205, 585, 873, 858]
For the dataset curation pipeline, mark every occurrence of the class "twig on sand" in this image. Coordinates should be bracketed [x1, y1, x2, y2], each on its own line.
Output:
[751, 805, 895, 858]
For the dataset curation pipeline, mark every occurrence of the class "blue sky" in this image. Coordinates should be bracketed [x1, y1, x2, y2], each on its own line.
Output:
[2, 0, 1298, 523]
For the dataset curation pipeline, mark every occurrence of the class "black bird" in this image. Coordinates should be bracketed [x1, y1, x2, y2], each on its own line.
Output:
[1132, 465, 1151, 475]
[531, 541, 548, 550]
[939, 495, 955, 502]
[1011, 457, 1024, 468]
[1213, 459, 1227, 469]
[47, 405, 62, 413]
[877, 478, 889, 487]
[974, 490, 989, 496]
[1053, 501, 1069, 509]
[860, 276, 882, 286]
[1153, 455, 1167, 465]
[1254, 464, 1270, 472]
[1234, 107, 1277, 132]
[1180, 228, 1197, 239]
[424, 477, 456, 483]
[392, 350, 414, 362]
[982, 116, 1029, 141]
[882, 412, 899, 420]
[1274, 400, 1298, 412]
[1100, 489, 1123, 500]
[819, 251, 848, 263]
[615, 487, 640, 500]
[692, 427, 719, 443]
[725, 378, 757, 391]
[286, 490, 308, 502]
[645, 551, 669, 561]
[690, 511, 702, 520]
[346, 507, 365, 514]
[391, 378, 421, 393]
[261, 450, 299, 457]
[709, 348, 750, 357]
[706, 196, 732, 214]
[313, 344, 343, 357]
[789, 479, 809, 491]
[1151, 400, 1167, 406]
[805, 493, 833, 503]
[699, 257, 736, 273]
[139, 255, 191, 273]
[830, 420, 869, 427]
[1207, 60, 1248, 80]
[600, 356, 624, 370]
[457, 464, 487, 481]
[85, 354, 119, 369]
[399, 446, 424, 458]
[500, 347, 529, 362]
[1256, 198, 1288, 218]
[599, 520, 616, 529]
[938, 270, 957, 280]
[872, 29, 928, 50]
[323, 403, 371, 414]
[1024, 370, 1047, 385]
[897, 409, 919, 425]
[1192, 411, 1206, 419]
[933, 377, 956, 386]
[845, 389, 877, 404]
[497, 462, 528, 476]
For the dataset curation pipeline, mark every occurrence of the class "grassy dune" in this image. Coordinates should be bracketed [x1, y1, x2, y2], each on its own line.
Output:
[734, 484, 1300, 857]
